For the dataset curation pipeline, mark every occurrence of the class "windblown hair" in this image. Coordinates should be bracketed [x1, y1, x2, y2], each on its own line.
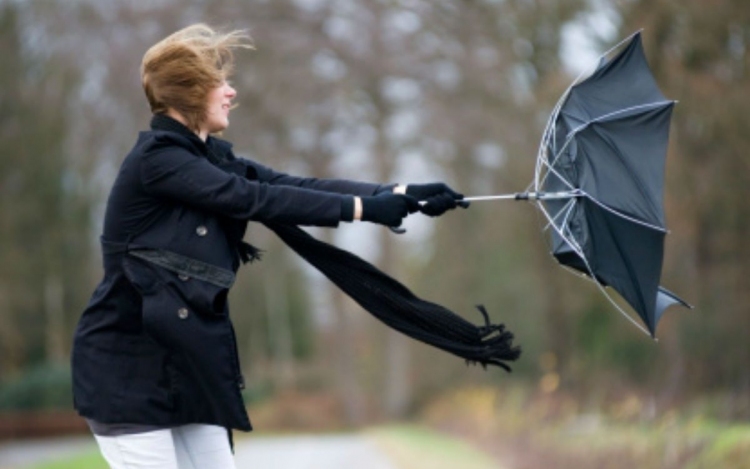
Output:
[141, 24, 253, 131]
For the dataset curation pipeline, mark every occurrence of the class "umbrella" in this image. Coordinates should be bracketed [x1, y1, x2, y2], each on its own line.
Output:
[463, 31, 691, 337]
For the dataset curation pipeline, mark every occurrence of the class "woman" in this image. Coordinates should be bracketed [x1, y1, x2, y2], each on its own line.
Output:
[71, 24, 464, 468]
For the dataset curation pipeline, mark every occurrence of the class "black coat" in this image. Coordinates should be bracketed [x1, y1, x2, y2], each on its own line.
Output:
[71, 115, 387, 431]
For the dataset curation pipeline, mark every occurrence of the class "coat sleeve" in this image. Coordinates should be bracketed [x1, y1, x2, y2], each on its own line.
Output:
[140, 144, 348, 226]
[240, 158, 395, 196]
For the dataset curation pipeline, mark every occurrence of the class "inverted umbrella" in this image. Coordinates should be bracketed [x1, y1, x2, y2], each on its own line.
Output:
[463, 31, 691, 337]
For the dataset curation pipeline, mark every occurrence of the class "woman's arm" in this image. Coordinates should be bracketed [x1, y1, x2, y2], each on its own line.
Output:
[141, 144, 352, 226]
[139, 141, 418, 227]
[239, 157, 397, 197]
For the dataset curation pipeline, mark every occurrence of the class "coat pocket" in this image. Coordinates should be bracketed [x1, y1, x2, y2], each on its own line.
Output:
[122, 255, 229, 349]
[123, 254, 230, 316]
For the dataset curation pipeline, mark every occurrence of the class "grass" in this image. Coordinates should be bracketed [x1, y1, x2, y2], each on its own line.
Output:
[685, 424, 750, 469]
[420, 384, 750, 469]
[28, 451, 106, 469]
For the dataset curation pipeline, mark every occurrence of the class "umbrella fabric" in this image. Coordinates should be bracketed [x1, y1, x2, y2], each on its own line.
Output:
[265, 222, 521, 371]
[541, 32, 690, 336]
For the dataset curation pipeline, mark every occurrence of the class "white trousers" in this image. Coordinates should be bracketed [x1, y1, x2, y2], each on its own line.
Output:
[93, 424, 236, 469]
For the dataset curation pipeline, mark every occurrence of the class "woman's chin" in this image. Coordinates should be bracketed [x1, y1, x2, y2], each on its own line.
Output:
[209, 121, 229, 134]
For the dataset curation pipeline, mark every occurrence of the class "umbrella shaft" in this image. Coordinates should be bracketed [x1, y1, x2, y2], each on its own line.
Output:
[463, 191, 580, 202]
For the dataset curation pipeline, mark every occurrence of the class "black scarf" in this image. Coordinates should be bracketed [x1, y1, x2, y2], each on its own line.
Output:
[150, 114, 521, 370]
[266, 222, 521, 371]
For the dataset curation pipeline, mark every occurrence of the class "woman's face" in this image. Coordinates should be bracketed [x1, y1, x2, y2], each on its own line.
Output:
[203, 80, 237, 134]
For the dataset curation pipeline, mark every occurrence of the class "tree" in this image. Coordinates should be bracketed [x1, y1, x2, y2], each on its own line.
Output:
[0, 2, 90, 376]
[620, 0, 750, 397]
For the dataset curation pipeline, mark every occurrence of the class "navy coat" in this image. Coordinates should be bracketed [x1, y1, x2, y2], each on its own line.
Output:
[72, 115, 388, 431]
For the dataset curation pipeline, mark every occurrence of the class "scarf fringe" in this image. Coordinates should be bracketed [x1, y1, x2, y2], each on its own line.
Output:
[238, 241, 263, 264]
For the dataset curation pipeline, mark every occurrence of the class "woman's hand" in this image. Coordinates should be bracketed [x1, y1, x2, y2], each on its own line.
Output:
[358, 194, 420, 227]
[399, 182, 470, 217]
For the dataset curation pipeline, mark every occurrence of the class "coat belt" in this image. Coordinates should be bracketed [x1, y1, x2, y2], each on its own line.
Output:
[101, 238, 235, 289]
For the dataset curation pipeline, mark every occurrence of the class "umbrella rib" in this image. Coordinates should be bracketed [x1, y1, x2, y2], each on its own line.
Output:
[534, 201, 652, 337]
[537, 101, 674, 211]
[537, 112, 587, 191]
[536, 78, 575, 188]
[559, 199, 578, 235]
[534, 29, 644, 193]
[580, 191, 668, 233]
[536, 107, 567, 190]
[552, 101, 671, 167]
[568, 101, 674, 135]
[542, 197, 576, 233]
[538, 144, 577, 192]
[536, 202, 586, 260]
[560, 263, 653, 337]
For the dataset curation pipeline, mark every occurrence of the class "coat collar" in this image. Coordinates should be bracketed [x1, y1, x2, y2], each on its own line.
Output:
[150, 114, 233, 165]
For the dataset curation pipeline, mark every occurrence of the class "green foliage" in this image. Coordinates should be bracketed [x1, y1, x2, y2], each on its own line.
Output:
[687, 425, 750, 469]
[241, 379, 275, 405]
[0, 1, 91, 376]
[576, 302, 614, 360]
[0, 363, 73, 411]
[30, 451, 106, 469]
[423, 384, 750, 469]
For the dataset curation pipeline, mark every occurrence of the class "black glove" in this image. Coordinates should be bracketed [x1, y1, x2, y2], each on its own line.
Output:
[418, 193, 458, 217]
[406, 182, 463, 200]
[361, 194, 420, 227]
[406, 182, 469, 216]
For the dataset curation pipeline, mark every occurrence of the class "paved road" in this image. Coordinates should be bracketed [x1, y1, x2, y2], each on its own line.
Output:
[0, 433, 398, 469]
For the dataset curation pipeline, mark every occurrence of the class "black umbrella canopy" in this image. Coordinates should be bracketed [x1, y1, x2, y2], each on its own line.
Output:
[540, 32, 690, 336]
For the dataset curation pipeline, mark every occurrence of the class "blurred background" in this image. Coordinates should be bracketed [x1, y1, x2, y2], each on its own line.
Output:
[0, 0, 748, 468]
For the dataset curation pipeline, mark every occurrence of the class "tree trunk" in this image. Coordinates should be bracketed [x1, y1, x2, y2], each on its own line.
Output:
[44, 275, 66, 365]
[263, 260, 295, 388]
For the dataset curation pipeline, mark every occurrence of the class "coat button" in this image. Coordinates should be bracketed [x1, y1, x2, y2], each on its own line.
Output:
[178, 274, 190, 281]
[177, 307, 189, 319]
[196, 225, 208, 236]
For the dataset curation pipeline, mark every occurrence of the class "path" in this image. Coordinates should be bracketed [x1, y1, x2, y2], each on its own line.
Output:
[0, 433, 398, 469]
[234, 434, 398, 469]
